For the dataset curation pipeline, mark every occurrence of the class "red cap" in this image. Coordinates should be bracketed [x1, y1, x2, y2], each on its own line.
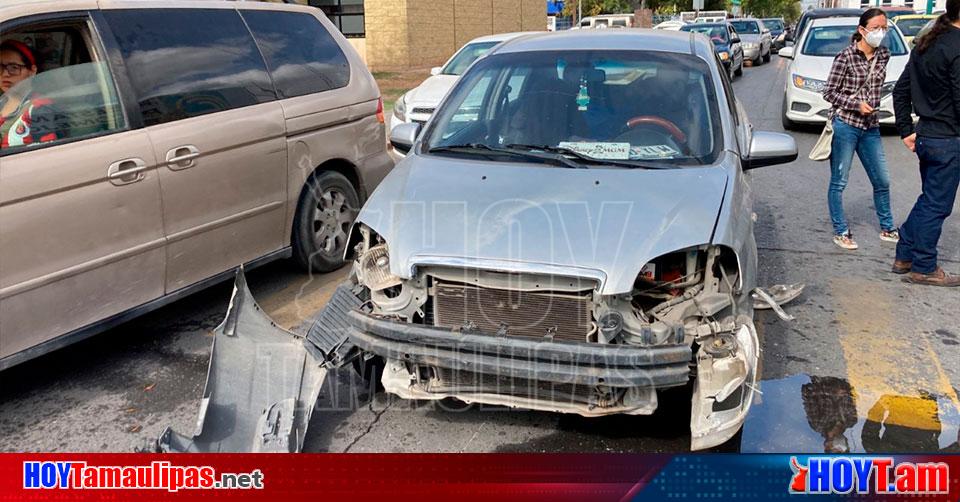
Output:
[1, 40, 36, 68]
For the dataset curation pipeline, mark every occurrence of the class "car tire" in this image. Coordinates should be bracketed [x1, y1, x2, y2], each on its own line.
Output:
[781, 96, 798, 131]
[292, 170, 360, 273]
[763, 47, 771, 63]
[734, 60, 743, 76]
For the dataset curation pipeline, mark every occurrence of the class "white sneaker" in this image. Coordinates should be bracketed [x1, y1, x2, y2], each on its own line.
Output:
[880, 229, 900, 242]
[833, 234, 858, 250]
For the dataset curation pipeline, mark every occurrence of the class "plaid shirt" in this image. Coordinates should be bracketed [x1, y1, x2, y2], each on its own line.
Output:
[822, 43, 890, 130]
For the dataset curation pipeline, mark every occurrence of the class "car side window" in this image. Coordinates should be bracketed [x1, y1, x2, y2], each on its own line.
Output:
[0, 22, 126, 155]
[241, 10, 350, 99]
[102, 8, 275, 127]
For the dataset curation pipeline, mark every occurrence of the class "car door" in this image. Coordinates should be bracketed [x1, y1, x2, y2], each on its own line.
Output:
[728, 25, 743, 67]
[0, 12, 164, 364]
[99, 6, 287, 293]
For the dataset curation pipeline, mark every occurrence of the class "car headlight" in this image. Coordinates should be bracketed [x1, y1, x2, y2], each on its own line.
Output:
[718, 51, 730, 61]
[881, 81, 896, 99]
[393, 93, 408, 122]
[357, 243, 401, 291]
[792, 74, 827, 93]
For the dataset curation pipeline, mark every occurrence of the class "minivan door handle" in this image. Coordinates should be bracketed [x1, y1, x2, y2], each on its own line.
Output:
[107, 158, 148, 186]
[165, 145, 201, 170]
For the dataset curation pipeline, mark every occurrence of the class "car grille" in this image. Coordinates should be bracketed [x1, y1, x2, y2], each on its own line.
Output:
[432, 281, 593, 342]
[411, 107, 435, 115]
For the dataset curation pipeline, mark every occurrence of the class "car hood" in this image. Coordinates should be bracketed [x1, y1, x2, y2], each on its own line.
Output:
[406, 74, 460, 106]
[356, 156, 729, 295]
[793, 52, 909, 83]
[739, 34, 762, 43]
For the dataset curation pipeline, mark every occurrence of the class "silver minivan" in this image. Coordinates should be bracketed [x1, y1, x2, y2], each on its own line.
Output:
[0, 0, 393, 369]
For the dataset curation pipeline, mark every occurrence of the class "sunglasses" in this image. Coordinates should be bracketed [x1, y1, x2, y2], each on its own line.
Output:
[0, 62, 28, 76]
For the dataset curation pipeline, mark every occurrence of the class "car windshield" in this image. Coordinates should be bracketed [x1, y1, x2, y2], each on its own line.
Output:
[896, 18, 932, 36]
[682, 25, 729, 44]
[730, 21, 760, 34]
[442, 41, 500, 75]
[424, 50, 722, 167]
[801, 25, 909, 56]
[763, 19, 785, 31]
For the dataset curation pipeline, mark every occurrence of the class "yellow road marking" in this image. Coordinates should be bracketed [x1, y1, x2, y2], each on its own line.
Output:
[831, 277, 956, 430]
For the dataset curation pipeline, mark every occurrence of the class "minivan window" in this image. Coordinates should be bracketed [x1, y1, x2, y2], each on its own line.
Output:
[241, 10, 350, 99]
[1, 25, 125, 154]
[102, 9, 275, 127]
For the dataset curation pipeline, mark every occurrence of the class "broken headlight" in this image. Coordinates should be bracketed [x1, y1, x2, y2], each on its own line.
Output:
[351, 225, 427, 321]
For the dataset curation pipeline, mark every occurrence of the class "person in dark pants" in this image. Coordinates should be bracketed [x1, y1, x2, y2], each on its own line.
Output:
[892, 0, 960, 287]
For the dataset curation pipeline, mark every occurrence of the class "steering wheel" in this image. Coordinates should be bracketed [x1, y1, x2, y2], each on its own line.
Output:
[624, 115, 687, 145]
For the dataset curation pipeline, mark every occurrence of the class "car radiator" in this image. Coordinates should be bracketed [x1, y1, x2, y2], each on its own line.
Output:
[432, 280, 593, 342]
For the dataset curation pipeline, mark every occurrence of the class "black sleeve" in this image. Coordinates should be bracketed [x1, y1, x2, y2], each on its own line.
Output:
[893, 57, 915, 138]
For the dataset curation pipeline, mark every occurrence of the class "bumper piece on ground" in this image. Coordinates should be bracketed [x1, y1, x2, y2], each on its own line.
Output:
[157, 270, 360, 453]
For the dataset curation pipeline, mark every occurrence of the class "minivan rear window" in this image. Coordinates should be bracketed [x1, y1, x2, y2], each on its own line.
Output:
[102, 9, 276, 126]
[241, 10, 350, 99]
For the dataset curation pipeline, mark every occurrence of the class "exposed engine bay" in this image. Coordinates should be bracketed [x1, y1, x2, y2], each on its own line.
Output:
[349, 224, 763, 449]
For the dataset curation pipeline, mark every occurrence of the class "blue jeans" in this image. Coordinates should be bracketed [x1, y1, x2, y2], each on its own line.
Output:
[828, 118, 895, 236]
[896, 136, 960, 274]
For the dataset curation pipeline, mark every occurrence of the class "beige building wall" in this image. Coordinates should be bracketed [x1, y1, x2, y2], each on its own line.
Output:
[284, 0, 546, 71]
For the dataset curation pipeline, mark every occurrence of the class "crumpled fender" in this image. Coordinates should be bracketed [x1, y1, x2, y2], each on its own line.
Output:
[158, 268, 359, 453]
[690, 316, 760, 450]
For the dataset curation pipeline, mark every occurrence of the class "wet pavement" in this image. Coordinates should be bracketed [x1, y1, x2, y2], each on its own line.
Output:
[1, 55, 958, 454]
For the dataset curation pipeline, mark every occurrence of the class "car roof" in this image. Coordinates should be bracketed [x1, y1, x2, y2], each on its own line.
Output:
[803, 8, 864, 19]
[681, 22, 729, 28]
[492, 29, 704, 56]
[809, 16, 863, 27]
[893, 14, 936, 19]
[466, 31, 542, 44]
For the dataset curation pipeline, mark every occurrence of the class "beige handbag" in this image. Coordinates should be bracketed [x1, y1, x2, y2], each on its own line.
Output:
[809, 55, 878, 161]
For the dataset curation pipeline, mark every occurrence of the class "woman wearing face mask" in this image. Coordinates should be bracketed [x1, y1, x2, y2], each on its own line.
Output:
[821, 9, 898, 250]
[0, 39, 57, 149]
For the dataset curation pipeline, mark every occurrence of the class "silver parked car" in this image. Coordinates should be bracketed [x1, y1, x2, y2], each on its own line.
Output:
[163, 29, 798, 453]
[729, 18, 773, 65]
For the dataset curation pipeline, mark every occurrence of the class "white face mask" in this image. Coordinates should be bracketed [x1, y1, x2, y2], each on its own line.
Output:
[864, 28, 887, 48]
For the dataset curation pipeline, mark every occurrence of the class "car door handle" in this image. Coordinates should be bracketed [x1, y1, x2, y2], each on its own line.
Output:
[107, 158, 148, 186]
[165, 145, 201, 170]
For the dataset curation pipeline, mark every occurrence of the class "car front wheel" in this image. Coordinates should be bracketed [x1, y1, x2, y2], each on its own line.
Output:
[781, 95, 798, 131]
[292, 170, 360, 273]
[734, 58, 743, 76]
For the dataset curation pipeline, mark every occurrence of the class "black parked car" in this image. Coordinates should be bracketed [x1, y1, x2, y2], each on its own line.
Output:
[680, 22, 744, 80]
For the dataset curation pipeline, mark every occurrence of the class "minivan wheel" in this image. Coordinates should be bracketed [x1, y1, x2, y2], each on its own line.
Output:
[292, 171, 360, 273]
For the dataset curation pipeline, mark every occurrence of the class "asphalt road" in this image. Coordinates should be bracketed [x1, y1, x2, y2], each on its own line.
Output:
[1, 55, 957, 454]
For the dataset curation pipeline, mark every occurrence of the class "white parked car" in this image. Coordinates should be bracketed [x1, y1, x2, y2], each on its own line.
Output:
[390, 32, 536, 133]
[654, 19, 686, 30]
[779, 17, 909, 130]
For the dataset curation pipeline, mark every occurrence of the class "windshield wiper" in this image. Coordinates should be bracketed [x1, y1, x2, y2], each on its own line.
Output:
[504, 144, 672, 169]
[428, 143, 586, 169]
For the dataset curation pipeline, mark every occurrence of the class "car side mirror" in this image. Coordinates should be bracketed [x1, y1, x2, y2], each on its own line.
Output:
[430, 67, 442, 76]
[390, 122, 421, 154]
[743, 131, 797, 170]
[778, 47, 795, 58]
[763, 28, 770, 34]
[731, 36, 741, 44]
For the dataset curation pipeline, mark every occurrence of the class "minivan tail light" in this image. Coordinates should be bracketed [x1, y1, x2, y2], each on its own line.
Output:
[376, 97, 385, 124]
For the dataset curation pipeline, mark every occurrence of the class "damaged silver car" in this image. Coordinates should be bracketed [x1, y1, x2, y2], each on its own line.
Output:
[162, 30, 798, 453]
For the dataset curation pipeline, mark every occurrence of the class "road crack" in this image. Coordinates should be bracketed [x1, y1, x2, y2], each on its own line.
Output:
[341, 399, 392, 453]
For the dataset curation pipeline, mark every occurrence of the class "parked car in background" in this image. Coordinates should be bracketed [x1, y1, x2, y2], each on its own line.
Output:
[892, 14, 937, 45]
[761, 17, 788, 49]
[574, 14, 634, 29]
[729, 18, 773, 65]
[908, 17, 937, 48]
[390, 32, 535, 134]
[880, 6, 918, 18]
[654, 19, 687, 30]
[0, 0, 394, 370]
[681, 22, 744, 80]
[779, 17, 910, 129]
[188, 28, 798, 453]
[786, 8, 863, 46]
